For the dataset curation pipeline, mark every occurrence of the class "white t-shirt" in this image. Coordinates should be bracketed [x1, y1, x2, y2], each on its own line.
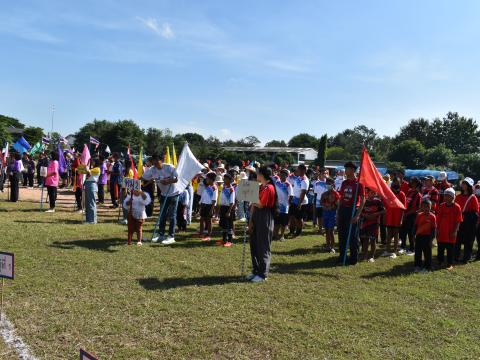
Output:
[335, 176, 344, 191]
[219, 185, 236, 206]
[122, 192, 152, 220]
[275, 180, 293, 214]
[200, 185, 218, 205]
[314, 180, 328, 207]
[143, 164, 179, 197]
[292, 175, 309, 205]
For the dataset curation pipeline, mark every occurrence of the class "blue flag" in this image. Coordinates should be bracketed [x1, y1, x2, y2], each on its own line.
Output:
[58, 144, 67, 174]
[13, 136, 31, 154]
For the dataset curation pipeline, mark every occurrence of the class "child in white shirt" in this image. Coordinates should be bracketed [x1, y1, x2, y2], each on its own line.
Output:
[123, 190, 151, 246]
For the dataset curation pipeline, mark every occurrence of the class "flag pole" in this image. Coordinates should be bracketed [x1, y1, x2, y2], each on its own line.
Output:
[342, 146, 365, 266]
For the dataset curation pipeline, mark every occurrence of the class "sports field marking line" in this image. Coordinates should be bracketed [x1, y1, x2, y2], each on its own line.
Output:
[0, 313, 38, 360]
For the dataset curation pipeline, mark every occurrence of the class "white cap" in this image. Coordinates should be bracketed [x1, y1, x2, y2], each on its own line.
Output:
[444, 187, 456, 198]
[217, 163, 225, 169]
[203, 162, 209, 168]
[463, 177, 474, 187]
[438, 171, 447, 181]
[215, 175, 224, 183]
[239, 171, 248, 180]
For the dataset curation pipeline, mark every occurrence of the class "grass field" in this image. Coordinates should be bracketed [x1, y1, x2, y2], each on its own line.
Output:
[1, 191, 480, 359]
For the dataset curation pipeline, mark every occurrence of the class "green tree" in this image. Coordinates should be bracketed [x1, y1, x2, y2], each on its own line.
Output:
[425, 144, 453, 167]
[0, 115, 25, 129]
[274, 152, 295, 166]
[288, 133, 318, 148]
[315, 134, 327, 167]
[0, 122, 12, 145]
[74, 119, 115, 150]
[388, 139, 426, 168]
[394, 118, 431, 146]
[453, 154, 480, 181]
[265, 140, 287, 147]
[23, 126, 44, 145]
[145, 128, 172, 157]
[326, 146, 350, 160]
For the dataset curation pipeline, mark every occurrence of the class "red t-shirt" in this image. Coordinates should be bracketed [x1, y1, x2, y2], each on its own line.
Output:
[384, 191, 406, 227]
[361, 198, 384, 229]
[422, 186, 439, 212]
[436, 203, 463, 244]
[455, 194, 479, 214]
[415, 212, 437, 236]
[339, 178, 365, 208]
[320, 190, 340, 210]
[400, 180, 410, 195]
[405, 189, 422, 215]
[259, 183, 275, 208]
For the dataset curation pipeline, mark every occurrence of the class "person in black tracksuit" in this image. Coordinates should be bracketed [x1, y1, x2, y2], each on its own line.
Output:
[399, 177, 422, 255]
[455, 178, 479, 263]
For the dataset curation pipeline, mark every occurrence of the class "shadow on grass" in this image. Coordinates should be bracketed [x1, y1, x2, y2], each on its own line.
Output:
[14, 219, 84, 225]
[361, 262, 414, 278]
[271, 256, 341, 277]
[50, 238, 126, 252]
[138, 275, 243, 290]
[272, 246, 325, 257]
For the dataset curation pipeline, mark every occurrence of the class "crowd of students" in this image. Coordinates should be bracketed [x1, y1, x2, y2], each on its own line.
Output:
[3, 147, 480, 279]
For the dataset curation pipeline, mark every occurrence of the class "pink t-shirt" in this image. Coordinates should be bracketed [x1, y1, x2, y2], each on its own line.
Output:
[44, 160, 59, 187]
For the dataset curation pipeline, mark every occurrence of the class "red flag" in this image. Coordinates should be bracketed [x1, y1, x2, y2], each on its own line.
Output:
[127, 144, 138, 179]
[359, 147, 405, 209]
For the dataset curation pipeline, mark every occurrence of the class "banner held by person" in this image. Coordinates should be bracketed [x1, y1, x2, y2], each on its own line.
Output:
[359, 147, 406, 210]
[0, 251, 14, 321]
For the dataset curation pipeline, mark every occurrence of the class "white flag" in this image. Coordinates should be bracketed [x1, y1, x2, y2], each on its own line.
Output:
[105, 145, 111, 154]
[173, 143, 204, 194]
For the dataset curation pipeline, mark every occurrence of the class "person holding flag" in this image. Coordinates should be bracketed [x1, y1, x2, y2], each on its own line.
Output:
[141, 153, 179, 244]
[337, 161, 365, 265]
[8, 152, 22, 202]
[109, 152, 123, 209]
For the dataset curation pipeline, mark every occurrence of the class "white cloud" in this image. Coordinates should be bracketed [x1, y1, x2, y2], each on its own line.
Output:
[136, 17, 174, 39]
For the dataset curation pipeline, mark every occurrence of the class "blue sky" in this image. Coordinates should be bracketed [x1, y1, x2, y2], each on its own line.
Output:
[1, 0, 480, 144]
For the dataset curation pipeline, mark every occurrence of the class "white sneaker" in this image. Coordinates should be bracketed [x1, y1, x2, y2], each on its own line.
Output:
[250, 275, 266, 283]
[136, 241, 142, 246]
[162, 237, 176, 245]
[406, 250, 415, 256]
[279, 237, 286, 242]
[45, 209, 55, 213]
[245, 274, 256, 281]
[239, 218, 247, 222]
[368, 258, 375, 263]
[398, 249, 406, 255]
[330, 248, 336, 254]
[390, 253, 397, 259]
[118, 219, 127, 225]
[151, 236, 159, 243]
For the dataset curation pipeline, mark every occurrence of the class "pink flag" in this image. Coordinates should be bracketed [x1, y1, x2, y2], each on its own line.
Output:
[80, 144, 91, 166]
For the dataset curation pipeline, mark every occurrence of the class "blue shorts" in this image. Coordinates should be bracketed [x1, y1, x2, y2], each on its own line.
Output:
[323, 209, 337, 230]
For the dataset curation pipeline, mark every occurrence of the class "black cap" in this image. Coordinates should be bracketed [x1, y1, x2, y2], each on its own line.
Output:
[344, 161, 357, 170]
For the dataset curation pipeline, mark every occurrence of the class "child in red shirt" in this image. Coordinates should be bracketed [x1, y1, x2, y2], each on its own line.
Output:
[360, 188, 385, 262]
[414, 199, 436, 271]
[454, 177, 479, 263]
[399, 177, 422, 255]
[384, 179, 406, 258]
[436, 188, 463, 270]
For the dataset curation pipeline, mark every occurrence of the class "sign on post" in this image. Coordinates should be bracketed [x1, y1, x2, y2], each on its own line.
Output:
[122, 178, 141, 191]
[0, 252, 14, 280]
[80, 349, 98, 360]
[236, 180, 259, 203]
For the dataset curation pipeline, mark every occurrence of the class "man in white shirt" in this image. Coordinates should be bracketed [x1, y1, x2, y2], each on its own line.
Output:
[289, 164, 309, 237]
[314, 168, 329, 234]
[141, 154, 178, 244]
[335, 168, 345, 191]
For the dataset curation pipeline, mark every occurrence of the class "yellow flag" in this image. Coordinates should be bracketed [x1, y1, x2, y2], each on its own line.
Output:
[172, 144, 177, 167]
[165, 146, 171, 164]
[137, 147, 144, 178]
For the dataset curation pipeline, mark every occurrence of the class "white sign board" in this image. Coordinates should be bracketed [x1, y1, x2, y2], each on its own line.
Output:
[40, 166, 48, 178]
[122, 178, 141, 191]
[236, 180, 259, 203]
[0, 252, 14, 280]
